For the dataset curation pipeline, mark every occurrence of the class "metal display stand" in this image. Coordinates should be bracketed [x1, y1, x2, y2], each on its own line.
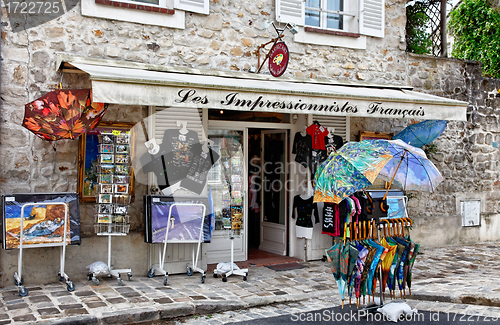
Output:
[147, 203, 207, 285]
[89, 224, 132, 286]
[89, 131, 133, 286]
[14, 202, 74, 296]
[213, 230, 248, 282]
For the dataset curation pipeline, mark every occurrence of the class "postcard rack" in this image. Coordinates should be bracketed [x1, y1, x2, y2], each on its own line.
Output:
[90, 131, 132, 286]
[147, 203, 207, 285]
[14, 202, 73, 296]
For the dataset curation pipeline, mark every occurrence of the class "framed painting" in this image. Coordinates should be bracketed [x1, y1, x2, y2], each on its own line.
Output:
[77, 121, 135, 203]
[359, 131, 393, 141]
[2, 193, 81, 249]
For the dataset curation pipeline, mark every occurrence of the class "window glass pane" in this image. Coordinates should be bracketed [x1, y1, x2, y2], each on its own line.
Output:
[326, 0, 343, 29]
[305, 0, 321, 27]
[131, 0, 160, 5]
[208, 130, 244, 231]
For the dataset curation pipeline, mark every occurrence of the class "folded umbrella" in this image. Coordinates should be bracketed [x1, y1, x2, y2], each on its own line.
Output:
[346, 243, 360, 306]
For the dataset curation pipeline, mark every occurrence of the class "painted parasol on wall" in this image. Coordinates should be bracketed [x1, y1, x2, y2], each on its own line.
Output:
[22, 89, 108, 141]
[22, 89, 108, 172]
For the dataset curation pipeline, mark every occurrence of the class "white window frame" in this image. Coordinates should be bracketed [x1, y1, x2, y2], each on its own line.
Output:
[82, 0, 209, 28]
[304, 0, 355, 31]
[276, 0, 384, 49]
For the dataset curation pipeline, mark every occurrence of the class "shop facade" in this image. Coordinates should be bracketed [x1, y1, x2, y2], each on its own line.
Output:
[55, 56, 467, 272]
[2, 0, 500, 286]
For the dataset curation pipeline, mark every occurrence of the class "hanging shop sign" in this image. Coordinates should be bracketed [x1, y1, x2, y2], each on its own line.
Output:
[268, 41, 289, 77]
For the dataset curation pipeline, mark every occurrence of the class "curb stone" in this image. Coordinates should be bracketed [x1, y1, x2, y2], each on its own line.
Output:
[158, 303, 195, 320]
[36, 315, 99, 325]
[101, 307, 159, 324]
[193, 300, 246, 314]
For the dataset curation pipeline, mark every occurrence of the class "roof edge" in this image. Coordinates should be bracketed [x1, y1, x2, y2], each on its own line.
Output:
[56, 54, 416, 91]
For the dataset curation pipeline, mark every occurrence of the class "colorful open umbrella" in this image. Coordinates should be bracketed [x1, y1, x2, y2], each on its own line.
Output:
[22, 89, 107, 141]
[314, 140, 393, 204]
[393, 120, 447, 148]
[377, 139, 444, 195]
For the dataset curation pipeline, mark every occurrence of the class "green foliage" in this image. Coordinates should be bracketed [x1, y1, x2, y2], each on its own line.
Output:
[406, 1, 432, 55]
[448, 0, 500, 78]
[423, 142, 438, 157]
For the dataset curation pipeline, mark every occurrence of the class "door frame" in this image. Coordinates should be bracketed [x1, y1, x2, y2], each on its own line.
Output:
[208, 120, 292, 260]
[260, 129, 288, 255]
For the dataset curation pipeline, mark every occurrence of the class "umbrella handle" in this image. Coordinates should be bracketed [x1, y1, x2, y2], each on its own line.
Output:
[383, 220, 391, 237]
[380, 200, 389, 212]
[363, 221, 366, 239]
[382, 150, 407, 201]
[372, 219, 376, 239]
[363, 190, 373, 214]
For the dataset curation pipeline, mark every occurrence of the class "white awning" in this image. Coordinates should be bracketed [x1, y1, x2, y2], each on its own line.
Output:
[58, 55, 468, 121]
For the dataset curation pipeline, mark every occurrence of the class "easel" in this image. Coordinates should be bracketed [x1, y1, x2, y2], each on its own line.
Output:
[15, 202, 73, 296]
[148, 203, 207, 285]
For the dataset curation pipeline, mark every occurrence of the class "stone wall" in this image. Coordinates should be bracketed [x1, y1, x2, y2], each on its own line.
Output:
[0, 0, 407, 236]
[351, 54, 500, 246]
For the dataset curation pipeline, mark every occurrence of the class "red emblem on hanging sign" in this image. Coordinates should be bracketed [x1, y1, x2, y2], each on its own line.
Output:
[268, 41, 289, 77]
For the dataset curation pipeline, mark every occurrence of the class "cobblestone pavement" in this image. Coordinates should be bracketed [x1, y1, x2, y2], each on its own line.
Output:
[0, 243, 498, 324]
[175, 297, 500, 325]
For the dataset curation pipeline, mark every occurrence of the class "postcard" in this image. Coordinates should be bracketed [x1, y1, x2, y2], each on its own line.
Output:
[98, 194, 112, 204]
[115, 135, 129, 145]
[113, 175, 129, 184]
[115, 154, 129, 164]
[100, 154, 114, 164]
[100, 164, 114, 174]
[114, 205, 128, 215]
[114, 165, 129, 175]
[114, 184, 129, 194]
[98, 204, 113, 214]
[98, 214, 111, 224]
[99, 174, 113, 184]
[115, 145, 130, 154]
[100, 144, 114, 154]
[231, 175, 241, 183]
[222, 217, 231, 229]
[113, 195, 130, 205]
[112, 215, 125, 223]
[100, 133, 115, 144]
[100, 184, 113, 194]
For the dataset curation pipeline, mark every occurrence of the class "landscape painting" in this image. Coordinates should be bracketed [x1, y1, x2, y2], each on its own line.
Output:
[2, 193, 81, 249]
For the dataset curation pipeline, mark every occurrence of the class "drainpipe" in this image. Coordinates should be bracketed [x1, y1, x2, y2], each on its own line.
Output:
[441, 0, 448, 57]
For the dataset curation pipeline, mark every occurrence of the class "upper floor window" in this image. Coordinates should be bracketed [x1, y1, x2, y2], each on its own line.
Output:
[305, 0, 345, 30]
[82, 0, 208, 29]
[276, 0, 385, 39]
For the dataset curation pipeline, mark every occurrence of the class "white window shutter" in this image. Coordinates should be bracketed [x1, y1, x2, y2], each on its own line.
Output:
[276, 0, 305, 26]
[174, 0, 209, 15]
[359, 0, 385, 38]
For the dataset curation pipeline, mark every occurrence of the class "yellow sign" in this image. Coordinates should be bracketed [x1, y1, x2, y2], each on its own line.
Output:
[112, 130, 121, 136]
